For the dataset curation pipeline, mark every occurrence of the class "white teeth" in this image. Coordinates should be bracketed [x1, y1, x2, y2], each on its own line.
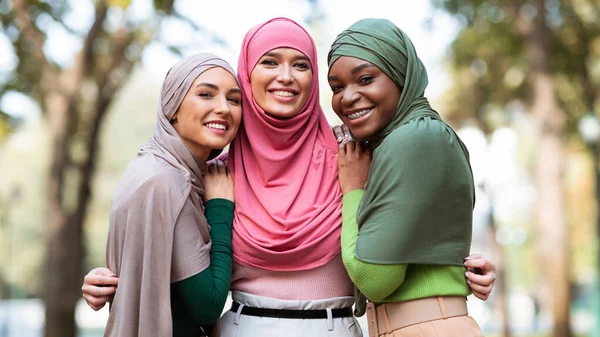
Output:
[272, 90, 294, 97]
[205, 123, 226, 130]
[348, 109, 371, 120]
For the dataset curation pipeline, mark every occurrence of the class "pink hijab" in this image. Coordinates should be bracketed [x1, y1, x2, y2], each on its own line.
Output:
[228, 17, 342, 271]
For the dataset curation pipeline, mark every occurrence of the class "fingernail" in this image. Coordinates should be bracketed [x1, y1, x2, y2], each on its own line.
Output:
[463, 261, 468, 266]
[337, 136, 343, 141]
[464, 271, 470, 278]
[464, 256, 471, 260]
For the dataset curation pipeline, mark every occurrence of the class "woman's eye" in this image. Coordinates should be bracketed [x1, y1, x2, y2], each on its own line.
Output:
[330, 85, 343, 94]
[358, 75, 374, 84]
[198, 92, 213, 98]
[294, 62, 310, 70]
[260, 59, 277, 66]
[228, 97, 241, 105]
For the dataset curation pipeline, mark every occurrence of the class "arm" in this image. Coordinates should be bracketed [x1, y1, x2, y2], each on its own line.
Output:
[341, 189, 408, 302]
[337, 142, 408, 302]
[171, 198, 234, 324]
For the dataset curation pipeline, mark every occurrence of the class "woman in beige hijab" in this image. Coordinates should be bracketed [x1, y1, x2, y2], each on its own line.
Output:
[97, 53, 242, 337]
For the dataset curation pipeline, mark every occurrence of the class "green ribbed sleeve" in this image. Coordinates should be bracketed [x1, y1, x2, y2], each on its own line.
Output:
[341, 190, 472, 304]
[341, 190, 408, 302]
[171, 198, 234, 336]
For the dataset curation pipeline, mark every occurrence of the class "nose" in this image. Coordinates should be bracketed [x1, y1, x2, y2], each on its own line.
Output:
[213, 95, 231, 115]
[276, 64, 293, 84]
[341, 85, 359, 107]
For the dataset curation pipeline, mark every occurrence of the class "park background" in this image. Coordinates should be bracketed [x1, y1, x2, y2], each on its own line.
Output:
[0, 0, 598, 336]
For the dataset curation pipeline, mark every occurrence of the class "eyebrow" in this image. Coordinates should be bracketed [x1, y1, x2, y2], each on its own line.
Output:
[196, 82, 218, 90]
[196, 83, 242, 94]
[328, 63, 376, 81]
[351, 63, 376, 74]
[263, 52, 310, 62]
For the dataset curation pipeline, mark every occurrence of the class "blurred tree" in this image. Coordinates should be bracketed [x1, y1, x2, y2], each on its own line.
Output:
[0, 0, 206, 336]
[431, 0, 600, 336]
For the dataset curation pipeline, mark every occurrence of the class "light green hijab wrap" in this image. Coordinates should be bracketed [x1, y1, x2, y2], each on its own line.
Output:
[328, 19, 475, 313]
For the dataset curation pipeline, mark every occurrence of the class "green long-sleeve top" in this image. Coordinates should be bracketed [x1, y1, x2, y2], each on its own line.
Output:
[170, 198, 234, 337]
[341, 190, 470, 303]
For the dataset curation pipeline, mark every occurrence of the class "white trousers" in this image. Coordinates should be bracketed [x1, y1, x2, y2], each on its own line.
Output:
[220, 291, 363, 337]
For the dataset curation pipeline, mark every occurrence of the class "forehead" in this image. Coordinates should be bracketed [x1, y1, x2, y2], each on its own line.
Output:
[262, 47, 309, 60]
[328, 56, 377, 78]
[193, 66, 239, 86]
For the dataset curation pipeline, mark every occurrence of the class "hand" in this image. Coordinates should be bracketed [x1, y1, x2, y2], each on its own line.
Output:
[81, 267, 118, 311]
[337, 141, 371, 195]
[464, 253, 496, 300]
[204, 160, 234, 202]
[332, 123, 353, 148]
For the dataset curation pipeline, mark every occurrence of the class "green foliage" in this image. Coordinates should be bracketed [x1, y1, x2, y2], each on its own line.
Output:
[432, 0, 600, 134]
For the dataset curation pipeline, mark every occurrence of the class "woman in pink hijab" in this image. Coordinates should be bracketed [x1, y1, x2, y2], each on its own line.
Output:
[82, 18, 496, 337]
[219, 17, 358, 336]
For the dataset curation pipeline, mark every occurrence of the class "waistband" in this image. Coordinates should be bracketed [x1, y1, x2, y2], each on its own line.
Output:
[230, 302, 353, 319]
[366, 296, 468, 337]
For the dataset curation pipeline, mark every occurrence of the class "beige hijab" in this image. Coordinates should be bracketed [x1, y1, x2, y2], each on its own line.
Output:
[104, 54, 237, 337]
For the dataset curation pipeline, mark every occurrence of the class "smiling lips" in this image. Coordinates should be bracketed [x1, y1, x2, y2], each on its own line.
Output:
[204, 121, 229, 134]
[268, 89, 298, 101]
[345, 108, 373, 121]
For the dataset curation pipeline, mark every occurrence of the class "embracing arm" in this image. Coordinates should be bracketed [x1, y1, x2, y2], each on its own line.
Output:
[171, 198, 234, 324]
[341, 190, 408, 302]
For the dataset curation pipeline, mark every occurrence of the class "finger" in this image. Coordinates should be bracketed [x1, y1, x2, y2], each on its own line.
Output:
[341, 124, 351, 140]
[83, 293, 112, 309]
[216, 160, 225, 174]
[82, 284, 117, 297]
[85, 298, 106, 311]
[207, 163, 217, 175]
[89, 303, 105, 311]
[338, 142, 347, 155]
[470, 290, 490, 301]
[466, 271, 496, 287]
[345, 141, 357, 153]
[84, 274, 119, 287]
[467, 281, 493, 299]
[465, 253, 483, 260]
[88, 267, 115, 277]
[464, 258, 495, 273]
[332, 125, 344, 143]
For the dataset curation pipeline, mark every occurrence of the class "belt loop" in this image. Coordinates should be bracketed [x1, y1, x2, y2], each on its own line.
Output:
[437, 297, 448, 319]
[233, 303, 245, 325]
[381, 304, 393, 335]
[326, 308, 334, 331]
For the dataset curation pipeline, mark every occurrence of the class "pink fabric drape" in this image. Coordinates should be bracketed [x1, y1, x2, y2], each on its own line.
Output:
[228, 17, 342, 271]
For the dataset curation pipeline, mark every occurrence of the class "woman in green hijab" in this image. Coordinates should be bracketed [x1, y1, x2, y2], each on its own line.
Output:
[327, 18, 486, 336]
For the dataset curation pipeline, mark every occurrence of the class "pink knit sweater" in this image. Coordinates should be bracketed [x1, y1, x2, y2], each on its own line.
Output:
[230, 254, 354, 300]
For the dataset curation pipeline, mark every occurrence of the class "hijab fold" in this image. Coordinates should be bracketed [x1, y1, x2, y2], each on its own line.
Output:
[105, 54, 237, 336]
[229, 17, 343, 271]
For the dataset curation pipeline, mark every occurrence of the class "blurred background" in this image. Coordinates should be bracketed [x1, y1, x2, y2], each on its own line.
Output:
[0, 0, 598, 336]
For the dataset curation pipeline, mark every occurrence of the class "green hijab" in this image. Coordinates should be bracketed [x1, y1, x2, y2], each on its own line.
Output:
[328, 18, 475, 271]
[328, 18, 437, 142]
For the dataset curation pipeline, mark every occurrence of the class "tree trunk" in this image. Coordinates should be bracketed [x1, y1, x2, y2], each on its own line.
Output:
[43, 82, 84, 337]
[528, 1, 571, 336]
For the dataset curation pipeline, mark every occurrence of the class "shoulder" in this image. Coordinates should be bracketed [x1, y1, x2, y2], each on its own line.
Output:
[113, 156, 189, 207]
[383, 116, 448, 146]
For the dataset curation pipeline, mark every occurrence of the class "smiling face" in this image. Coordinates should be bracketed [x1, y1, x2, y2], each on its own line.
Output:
[250, 47, 313, 119]
[328, 56, 402, 141]
[172, 66, 242, 160]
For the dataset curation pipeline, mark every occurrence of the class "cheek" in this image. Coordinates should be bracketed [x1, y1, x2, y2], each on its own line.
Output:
[331, 95, 342, 116]
[301, 73, 313, 94]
